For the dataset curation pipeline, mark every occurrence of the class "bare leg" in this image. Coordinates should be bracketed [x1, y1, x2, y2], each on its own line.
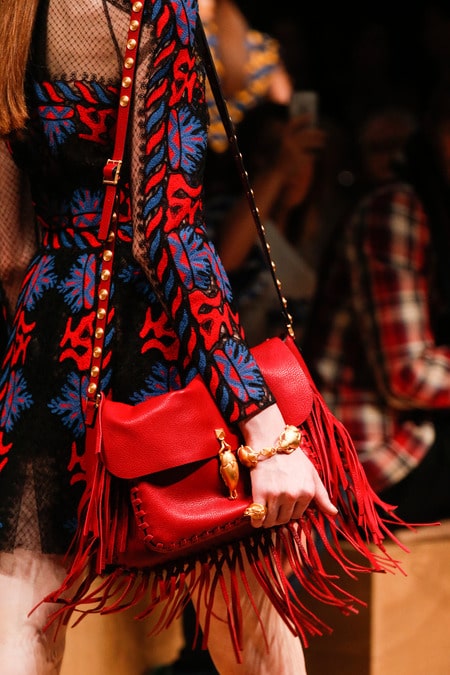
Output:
[0, 549, 68, 675]
[192, 557, 307, 675]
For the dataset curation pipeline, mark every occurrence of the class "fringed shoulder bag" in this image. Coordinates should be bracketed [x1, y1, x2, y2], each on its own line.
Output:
[42, 3, 410, 662]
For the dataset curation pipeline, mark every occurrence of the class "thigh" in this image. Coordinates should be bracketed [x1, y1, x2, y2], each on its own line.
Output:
[0, 549, 68, 675]
[191, 554, 306, 675]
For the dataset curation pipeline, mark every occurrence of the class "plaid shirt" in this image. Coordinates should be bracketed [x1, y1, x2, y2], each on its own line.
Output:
[306, 182, 450, 492]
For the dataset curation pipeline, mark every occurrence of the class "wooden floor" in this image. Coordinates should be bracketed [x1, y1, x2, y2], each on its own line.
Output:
[301, 521, 450, 675]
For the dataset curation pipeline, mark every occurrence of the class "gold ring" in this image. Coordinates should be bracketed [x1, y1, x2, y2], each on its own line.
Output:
[244, 502, 268, 520]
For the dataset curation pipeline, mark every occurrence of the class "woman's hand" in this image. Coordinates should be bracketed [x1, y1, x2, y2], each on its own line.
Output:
[238, 404, 338, 528]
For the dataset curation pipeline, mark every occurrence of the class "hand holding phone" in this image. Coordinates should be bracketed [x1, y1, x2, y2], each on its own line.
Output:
[289, 91, 319, 126]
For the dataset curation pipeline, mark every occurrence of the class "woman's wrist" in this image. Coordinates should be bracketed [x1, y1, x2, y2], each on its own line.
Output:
[237, 424, 301, 468]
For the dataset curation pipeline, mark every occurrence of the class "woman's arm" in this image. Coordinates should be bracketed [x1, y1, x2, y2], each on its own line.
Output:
[128, 6, 335, 526]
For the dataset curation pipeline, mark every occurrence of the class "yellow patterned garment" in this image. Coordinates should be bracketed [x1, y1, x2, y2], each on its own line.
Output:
[204, 21, 285, 152]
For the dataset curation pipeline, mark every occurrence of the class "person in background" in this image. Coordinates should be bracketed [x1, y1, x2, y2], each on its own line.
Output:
[214, 101, 327, 345]
[199, 0, 293, 153]
[355, 104, 418, 190]
[303, 87, 450, 524]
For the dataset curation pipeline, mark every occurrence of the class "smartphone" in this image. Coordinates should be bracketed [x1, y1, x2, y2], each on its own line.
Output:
[289, 90, 319, 126]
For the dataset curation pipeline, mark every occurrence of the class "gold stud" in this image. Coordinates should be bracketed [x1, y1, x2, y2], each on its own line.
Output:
[93, 347, 102, 359]
[120, 95, 130, 107]
[97, 308, 106, 320]
[130, 20, 139, 31]
[122, 76, 132, 88]
[95, 328, 104, 339]
[127, 39, 137, 51]
[99, 289, 108, 301]
[91, 366, 100, 378]
[124, 57, 134, 69]
[88, 383, 97, 395]
[103, 250, 113, 262]
[132, 1, 143, 12]
[101, 269, 111, 281]
[108, 230, 116, 240]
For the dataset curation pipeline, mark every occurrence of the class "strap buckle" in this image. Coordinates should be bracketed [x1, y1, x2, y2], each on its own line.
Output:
[103, 159, 122, 186]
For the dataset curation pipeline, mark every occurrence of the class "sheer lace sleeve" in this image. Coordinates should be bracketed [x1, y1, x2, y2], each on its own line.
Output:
[0, 141, 37, 319]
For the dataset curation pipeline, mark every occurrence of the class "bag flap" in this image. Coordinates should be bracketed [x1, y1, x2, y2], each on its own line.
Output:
[99, 336, 313, 478]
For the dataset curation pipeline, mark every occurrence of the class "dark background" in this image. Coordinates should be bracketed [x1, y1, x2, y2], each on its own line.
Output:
[234, 1, 450, 131]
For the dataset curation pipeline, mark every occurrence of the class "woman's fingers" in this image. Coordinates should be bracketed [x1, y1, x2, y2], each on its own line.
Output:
[312, 474, 339, 517]
[249, 455, 338, 529]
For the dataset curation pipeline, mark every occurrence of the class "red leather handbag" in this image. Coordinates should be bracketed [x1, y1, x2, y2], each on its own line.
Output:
[44, 7, 407, 660]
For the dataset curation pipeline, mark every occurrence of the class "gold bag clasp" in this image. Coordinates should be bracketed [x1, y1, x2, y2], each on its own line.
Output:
[216, 428, 239, 500]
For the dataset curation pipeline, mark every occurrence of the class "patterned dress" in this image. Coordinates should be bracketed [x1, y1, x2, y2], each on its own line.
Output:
[0, 0, 273, 554]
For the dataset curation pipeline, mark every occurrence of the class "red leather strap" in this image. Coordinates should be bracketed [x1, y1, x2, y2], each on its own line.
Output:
[98, 1, 145, 241]
[85, 1, 145, 424]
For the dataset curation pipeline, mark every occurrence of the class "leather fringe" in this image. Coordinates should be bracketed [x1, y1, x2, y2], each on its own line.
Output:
[39, 383, 414, 662]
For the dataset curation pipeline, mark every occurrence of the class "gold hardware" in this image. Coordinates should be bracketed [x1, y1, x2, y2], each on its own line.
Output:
[93, 347, 102, 359]
[238, 425, 301, 469]
[275, 425, 301, 453]
[96, 308, 106, 320]
[99, 289, 108, 301]
[244, 503, 267, 520]
[95, 327, 104, 339]
[103, 250, 113, 262]
[216, 429, 239, 500]
[129, 20, 139, 31]
[101, 269, 111, 281]
[122, 76, 132, 88]
[88, 383, 97, 395]
[90, 366, 100, 378]
[127, 38, 137, 51]
[103, 159, 122, 185]
[120, 95, 130, 107]
[132, 1, 143, 11]
[237, 445, 264, 468]
[108, 230, 116, 240]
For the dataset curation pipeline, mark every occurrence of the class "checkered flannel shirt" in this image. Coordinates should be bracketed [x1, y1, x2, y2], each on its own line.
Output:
[309, 182, 450, 492]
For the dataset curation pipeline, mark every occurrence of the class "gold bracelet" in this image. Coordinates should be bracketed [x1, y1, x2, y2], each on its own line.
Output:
[237, 425, 301, 469]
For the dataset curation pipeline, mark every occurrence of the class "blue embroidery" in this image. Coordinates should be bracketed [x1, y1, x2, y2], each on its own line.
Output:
[130, 362, 182, 403]
[214, 340, 266, 401]
[48, 372, 87, 438]
[23, 256, 58, 311]
[58, 253, 96, 313]
[1, 370, 33, 433]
